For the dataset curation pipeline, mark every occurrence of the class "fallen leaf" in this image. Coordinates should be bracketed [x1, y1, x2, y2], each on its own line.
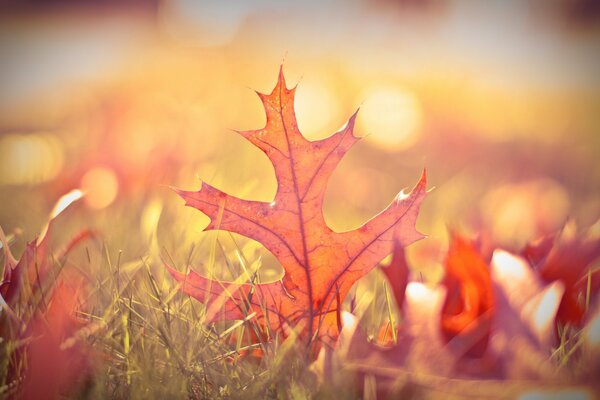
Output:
[0, 190, 98, 399]
[21, 279, 96, 400]
[317, 242, 600, 398]
[168, 67, 427, 345]
[1, 190, 84, 308]
[441, 233, 494, 357]
[380, 241, 410, 313]
[521, 223, 600, 326]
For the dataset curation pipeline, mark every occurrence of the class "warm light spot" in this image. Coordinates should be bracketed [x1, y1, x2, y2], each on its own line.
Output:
[341, 311, 357, 329]
[51, 189, 84, 219]
[406, 282, 433, 304]
[294, 79, 343, 140]
[119, 120, 157, 169]
[522, 281, 564, 341]
[396, 189, 410, 201]
[357, 86, 423, 151]
[405, 283, 443, 331]
[38, 189, 83, 245]
[491, 250, 528, 282]
[141, 199, 163, 247]
[80, 167, 119, 209]
[481, 179, 569, 245]
[0, 133, 64, 185]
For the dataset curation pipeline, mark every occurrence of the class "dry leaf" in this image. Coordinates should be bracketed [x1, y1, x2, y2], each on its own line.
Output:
[522, 222, 600, 326]
[168, 67, 427, 345]
[318, 240, 599, 398]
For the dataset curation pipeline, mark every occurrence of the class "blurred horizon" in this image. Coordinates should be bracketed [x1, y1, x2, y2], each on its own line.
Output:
[0, 0, 599, 279]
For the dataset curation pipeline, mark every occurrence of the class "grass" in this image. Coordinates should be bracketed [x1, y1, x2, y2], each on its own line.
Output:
[0, 190, 397, 399]
[0, 186, 596, 399]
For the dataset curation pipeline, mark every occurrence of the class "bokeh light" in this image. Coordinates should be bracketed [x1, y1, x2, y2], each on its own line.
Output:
[0, 132, 64, 185]
[80, 166, 119, 209]
[294, 78, 343, 140]
[0, 1, 599, 397]
[38, 189, 83, 245]
[481, 179, 570, 246]
[522, 282, 563, 342]
[50, 189, 84, 220]
[357, 86, 423, 151]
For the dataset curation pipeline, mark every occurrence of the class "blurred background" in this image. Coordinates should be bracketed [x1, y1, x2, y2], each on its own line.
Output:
[0, 0, 599, 281]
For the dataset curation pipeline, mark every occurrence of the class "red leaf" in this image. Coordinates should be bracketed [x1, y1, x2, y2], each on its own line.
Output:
[381, 242, 410, 312]
[0, 191, 98, 399]
[315, 250, 583, 398]
[0, 229, 50, 306]
[169, 67, 427, 345]
[1, 190, 85, 307]
[522, 224, 600, 325]
[441, 233, 494, 357]
[22, 280, 96, 400]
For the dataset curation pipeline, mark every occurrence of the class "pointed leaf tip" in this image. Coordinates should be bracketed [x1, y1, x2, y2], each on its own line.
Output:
[165, 265, 185, 282]
[346, 109, 360, 135]
[169, 67, 428, 346]
[278, 64, 286, 86]
[420, 168, 427, 184]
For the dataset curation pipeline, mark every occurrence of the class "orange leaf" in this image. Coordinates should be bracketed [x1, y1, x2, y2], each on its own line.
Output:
[169, 67, 427, 345]
[441, 233, 494, 357]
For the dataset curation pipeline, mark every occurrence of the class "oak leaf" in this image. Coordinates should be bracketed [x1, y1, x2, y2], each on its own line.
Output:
[168, 67, 427, 345]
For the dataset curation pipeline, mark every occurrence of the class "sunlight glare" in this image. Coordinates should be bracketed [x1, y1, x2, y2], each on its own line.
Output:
[522, 281, 564, 342]
[38, 189, 83, 245]
[357, 86, 423, 151]
[341, 311, 357, 329]
[406, 282, 433, 304]
[81, 167, 119, 209]
[294, 79, 342, 140]
[482, 179, 570, 245]
[50, 189, 84, 219]
[0, 133, 64, 185]
[491, 250, 528, 282]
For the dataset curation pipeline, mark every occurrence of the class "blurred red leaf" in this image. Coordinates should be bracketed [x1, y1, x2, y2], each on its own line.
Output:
[0, 191, 99, 399]
[0, 228, 50, 307]
[1, 190, 83, 307]
[441, 233, 494, 357]
[168, 67, 427, 346]
[315, 246, 597, 398]
[381, 242, 410, 313]
[21, 280, 95, 400]
[522, 224, 600, 325]
[377, 242, 410, 346]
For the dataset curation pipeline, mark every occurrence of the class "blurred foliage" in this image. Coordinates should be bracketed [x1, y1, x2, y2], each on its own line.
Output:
[0, 0, 599, 398]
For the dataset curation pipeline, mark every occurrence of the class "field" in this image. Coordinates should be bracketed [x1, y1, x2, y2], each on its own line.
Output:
[1, 2, 600, 399]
